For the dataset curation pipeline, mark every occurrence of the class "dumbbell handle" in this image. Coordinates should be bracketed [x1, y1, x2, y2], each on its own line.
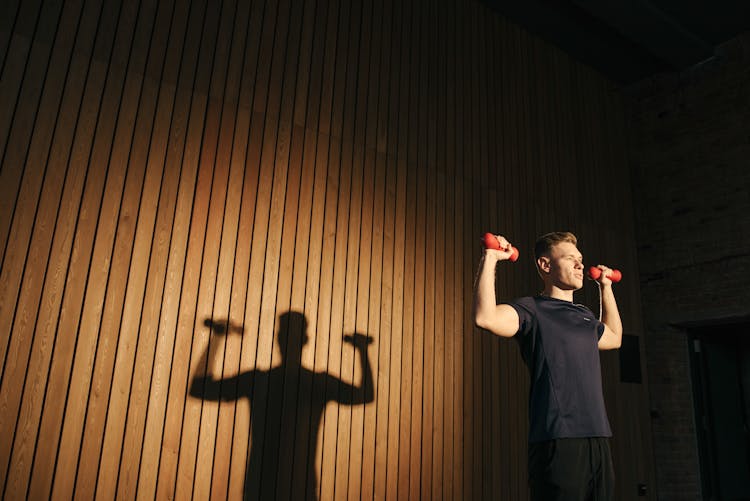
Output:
[587, 266, 622, 283]
[482, 233, 519, 262]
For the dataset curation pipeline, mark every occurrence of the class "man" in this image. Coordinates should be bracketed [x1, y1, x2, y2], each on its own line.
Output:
[474, 231, 622, 500]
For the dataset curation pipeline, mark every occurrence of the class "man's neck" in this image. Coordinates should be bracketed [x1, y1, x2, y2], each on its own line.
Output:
[541, 285, 575, 302]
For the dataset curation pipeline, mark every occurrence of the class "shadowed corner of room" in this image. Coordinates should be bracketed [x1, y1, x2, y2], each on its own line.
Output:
[190, 310, 374, 500]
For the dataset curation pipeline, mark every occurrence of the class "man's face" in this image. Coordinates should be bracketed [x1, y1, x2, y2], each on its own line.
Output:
[542, 241, 584, 290]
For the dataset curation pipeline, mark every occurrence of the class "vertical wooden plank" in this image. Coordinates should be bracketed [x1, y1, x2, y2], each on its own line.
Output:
[249, 0, 301, 498]
[150, 0, 219, 496]
[40, 1, 151, 499]
[334, 9, 364, 491]
[433, 2, 447, 497]
[322, 0, 361, 492]
[475, 4, 492, 498]
[311, 117, 340, 501]
[132, 1, 211, 498]
[407, 1, 428, 494]
[496, 14, 512, 501]
[149, 1, 221, 498]
[467, 8, 482, 493]
[243, 0, 305, 497]
[186, 0, 242, 488]
[166, 0, 237, 499]
[271, 2, 320, 498]
[493, 15, 512, 501]
[384, 0, 407, 498]
[0, 0, 23, 71]
[370, 0, 395, 496]
[0, 0, 61, 389]
[359, 145, 384, 499]
[299, 1, 341, 497]
[484, 11, 498, 500]
[501, 22, 517, 498]
[396, 0, 418, 497]
[441, 1, 457, 497]
[334, 0, 369, 496]
[505, 23, 520, 499]
[109, 3, 188, 494]
[0, 0, 80, 397]
[0, 1, 84, 497]
[251, 0, 301, 487]
[53, 0, 165, 497]
[358, 0, 387, 498]
[344, 0, 378, 498]
[448, 3, 465, 498]
[517, 25, 534, 500]
[472, 7, 485, 497]
[162, 1, 246, 500]
[63, 0, 182, 497]
[457, 1, 473, 497]
[314, 0, 353, 497]
[214, 4, 269, 501]
[14, 2, 110, 499]
[0, 0, 62, 268]
[495, 56, 515, 501]
[456, 4, 469, 498]
[482, 10, 501, 501]
[417, 0, 435, 496]
[0, 0, 43, 167]
[282, 0, 333, 498]
[430, 1, 447, 493]
[411, 4, 429, 500]
[360, 124, 384, 499]
[36, 8, 132, 498]
[136, 0, 241, 499]
[71, 0, 176, 498]
[14, 2, 131, 500]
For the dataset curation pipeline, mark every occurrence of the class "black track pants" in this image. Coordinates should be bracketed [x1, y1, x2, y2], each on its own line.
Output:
[528, 437, 614, 501]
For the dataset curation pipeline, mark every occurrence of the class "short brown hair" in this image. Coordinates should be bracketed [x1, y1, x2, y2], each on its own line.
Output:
[534, 231, 578, 260]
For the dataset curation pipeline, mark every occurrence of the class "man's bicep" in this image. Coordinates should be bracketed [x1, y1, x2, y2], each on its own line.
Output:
[484, 304, 520, 338]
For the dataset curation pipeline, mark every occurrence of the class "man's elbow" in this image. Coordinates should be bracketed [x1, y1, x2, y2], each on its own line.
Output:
[473, 304, 495, 330]
[474, 313, 490, 331]
[612, 329, 623, 348]
[599, 334, 622, 350]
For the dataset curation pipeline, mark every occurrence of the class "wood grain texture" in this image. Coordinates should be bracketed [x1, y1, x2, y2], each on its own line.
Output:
[0, 0, 656, 499]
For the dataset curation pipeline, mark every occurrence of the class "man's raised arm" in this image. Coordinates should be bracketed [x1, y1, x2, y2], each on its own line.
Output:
[473, 235, 520, 338]
[593, 267, 623, 350]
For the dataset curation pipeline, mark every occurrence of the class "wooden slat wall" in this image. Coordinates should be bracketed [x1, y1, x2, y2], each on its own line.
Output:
[0, 0, 656, 499]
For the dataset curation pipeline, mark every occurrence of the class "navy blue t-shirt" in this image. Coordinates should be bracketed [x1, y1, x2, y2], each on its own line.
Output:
[508, 295, 612, 444]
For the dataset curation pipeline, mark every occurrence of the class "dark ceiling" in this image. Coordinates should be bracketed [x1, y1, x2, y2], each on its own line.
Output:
[484, 0, 750, 85]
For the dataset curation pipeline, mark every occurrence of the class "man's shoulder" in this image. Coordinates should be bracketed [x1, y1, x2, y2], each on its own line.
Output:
[509, 296, 536, 306]
[508, 296, 539, 315]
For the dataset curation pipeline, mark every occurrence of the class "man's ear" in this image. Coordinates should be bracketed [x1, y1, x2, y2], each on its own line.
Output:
[537, 256, 551, 274]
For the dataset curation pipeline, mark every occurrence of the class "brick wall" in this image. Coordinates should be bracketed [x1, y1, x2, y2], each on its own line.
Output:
[627, 33, 750, 500]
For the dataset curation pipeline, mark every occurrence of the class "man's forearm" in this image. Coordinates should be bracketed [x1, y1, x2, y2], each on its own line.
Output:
[358, 348, 374, 402]
[474, 253, 500, 326]
[189, 337, 224, 396]
[599, 284, 622, 336]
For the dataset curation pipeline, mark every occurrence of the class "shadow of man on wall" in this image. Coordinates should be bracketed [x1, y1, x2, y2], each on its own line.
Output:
[190, 310, 374, 500]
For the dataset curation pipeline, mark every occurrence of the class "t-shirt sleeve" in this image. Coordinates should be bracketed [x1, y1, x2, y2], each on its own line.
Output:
[596, 320, 606, 339]
[506, 297, 535, 338]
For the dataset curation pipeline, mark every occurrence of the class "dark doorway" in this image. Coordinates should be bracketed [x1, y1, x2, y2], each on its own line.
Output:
[689, 323, 750, 501]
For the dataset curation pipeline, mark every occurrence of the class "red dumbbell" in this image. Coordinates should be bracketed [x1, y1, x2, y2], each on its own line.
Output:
[587, 266, 622, 283]
[482, 233, 519, 262]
